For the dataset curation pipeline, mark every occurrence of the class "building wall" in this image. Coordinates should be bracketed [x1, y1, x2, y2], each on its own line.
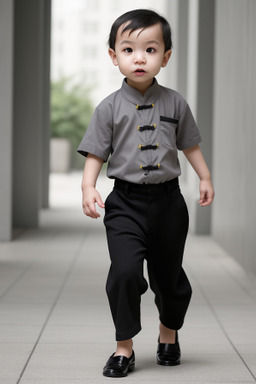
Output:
[212, 0, 256, 275]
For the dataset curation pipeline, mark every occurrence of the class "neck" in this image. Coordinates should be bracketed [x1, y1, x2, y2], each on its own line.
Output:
[126, 78, 154, 95]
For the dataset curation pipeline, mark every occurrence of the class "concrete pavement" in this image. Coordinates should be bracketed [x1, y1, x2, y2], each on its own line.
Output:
[0, 172, 256, 383]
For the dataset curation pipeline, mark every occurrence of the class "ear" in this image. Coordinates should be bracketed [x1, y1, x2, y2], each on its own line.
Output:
[108, 48, 118, 66]
[161, 49, 172, 68]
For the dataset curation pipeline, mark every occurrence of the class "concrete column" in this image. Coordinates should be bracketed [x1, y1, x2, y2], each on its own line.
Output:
[196, 0, 215, 176]
[181, 0, 200, 233]
[0, 0, 14, 241]
[12, 0, 51, 227]
[176, 0, 189, 99]
[176, 0, 189, 185]
[182, 0, 215, 234]
[164, 0, 178, 90]
[194, 0, 215, 234]
[40, 0, 51, 209]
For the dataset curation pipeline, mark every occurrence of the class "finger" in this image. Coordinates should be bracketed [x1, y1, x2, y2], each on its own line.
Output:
[199, 190, 206, 204]
[88, 202, 100, 218]
[200, 201, 211, 207]
[200, 193, 214, 206]
[83, 206, 93, 218]
[82, 202, 99, 218]
[96, 196, 105, 208]
[206, 194, 214, 205]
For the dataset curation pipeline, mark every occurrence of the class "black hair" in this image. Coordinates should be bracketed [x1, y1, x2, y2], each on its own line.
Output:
[108, 9, 173, 52]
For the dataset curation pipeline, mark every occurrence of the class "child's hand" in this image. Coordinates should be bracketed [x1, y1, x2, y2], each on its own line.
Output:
[82, 186, 105, 218]
[199, 179, 215, 207]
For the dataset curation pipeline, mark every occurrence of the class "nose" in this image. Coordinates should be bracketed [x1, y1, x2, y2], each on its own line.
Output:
[134, 52, 146, 64]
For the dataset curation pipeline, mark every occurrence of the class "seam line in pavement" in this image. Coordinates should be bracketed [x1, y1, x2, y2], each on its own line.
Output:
[189, 266, 256, 382]
[16, 235, 86, 384]
[0, 263, 33, 301]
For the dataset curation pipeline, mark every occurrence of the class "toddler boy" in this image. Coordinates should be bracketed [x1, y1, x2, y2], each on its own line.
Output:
[78, 9, 214, 378]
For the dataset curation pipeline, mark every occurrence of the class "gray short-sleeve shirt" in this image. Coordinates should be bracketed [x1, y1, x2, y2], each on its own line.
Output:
[78, 78, 201, 184]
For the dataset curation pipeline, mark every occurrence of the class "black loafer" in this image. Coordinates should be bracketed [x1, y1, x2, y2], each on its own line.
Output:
[156, 331, 181, 366]
[103, 350, 135, 378]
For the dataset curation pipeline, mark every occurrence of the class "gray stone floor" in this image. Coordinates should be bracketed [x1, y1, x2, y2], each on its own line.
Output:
[0, 172, 256, 384]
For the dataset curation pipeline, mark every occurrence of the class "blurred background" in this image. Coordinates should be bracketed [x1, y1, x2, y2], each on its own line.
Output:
[1, 2, 256, 382]
[0, 0, 256, 278]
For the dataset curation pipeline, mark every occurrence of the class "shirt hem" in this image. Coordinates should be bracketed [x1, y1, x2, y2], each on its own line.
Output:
[177, 137, 202, 151]
[77, 146, 109, 162]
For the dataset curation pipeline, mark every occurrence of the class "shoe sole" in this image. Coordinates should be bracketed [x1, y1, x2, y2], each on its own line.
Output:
[103, 363, 135, 378]
[157, 359, 180, 366]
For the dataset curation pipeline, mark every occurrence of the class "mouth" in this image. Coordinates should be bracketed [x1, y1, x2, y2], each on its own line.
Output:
[134, 69, 146, 76]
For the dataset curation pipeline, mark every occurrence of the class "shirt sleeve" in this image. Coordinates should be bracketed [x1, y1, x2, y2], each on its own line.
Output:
[77, 102, 113, 162]
[176, 103, 202, 150]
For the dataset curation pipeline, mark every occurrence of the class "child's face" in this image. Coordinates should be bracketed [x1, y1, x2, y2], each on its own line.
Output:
[109, 22, 172, 94]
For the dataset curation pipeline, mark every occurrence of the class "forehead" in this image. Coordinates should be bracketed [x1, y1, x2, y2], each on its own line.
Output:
[116, 22, 164, 44]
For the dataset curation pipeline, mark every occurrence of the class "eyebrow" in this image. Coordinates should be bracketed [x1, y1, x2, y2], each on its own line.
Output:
[146, 40, 160, 45]
[120, 40, 160, 46]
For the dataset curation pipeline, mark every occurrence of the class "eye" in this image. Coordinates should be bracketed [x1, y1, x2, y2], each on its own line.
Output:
[146, 47, 155, 53]
[124, 47, 133, 53]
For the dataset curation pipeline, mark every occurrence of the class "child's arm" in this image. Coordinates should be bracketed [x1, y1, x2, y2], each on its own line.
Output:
[182, 144, 215, 207]
[81, 154, 105, 218]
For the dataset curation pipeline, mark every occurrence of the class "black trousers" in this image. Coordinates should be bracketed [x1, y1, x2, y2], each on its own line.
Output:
[104, 178, 192, 341]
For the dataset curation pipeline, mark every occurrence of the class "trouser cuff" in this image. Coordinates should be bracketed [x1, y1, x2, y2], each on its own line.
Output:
[116, 326, 141, 341]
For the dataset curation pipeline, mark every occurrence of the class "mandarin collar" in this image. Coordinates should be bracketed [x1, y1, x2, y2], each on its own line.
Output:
[121, 78, 161, 105]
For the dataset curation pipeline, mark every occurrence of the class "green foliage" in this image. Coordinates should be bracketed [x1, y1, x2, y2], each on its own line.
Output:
[51, 77, 94, 151]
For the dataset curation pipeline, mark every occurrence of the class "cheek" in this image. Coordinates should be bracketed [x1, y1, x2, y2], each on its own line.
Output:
[117, 60, 129, 76]
[118, 59, 129, 70]
[149, 57, 162, 70]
